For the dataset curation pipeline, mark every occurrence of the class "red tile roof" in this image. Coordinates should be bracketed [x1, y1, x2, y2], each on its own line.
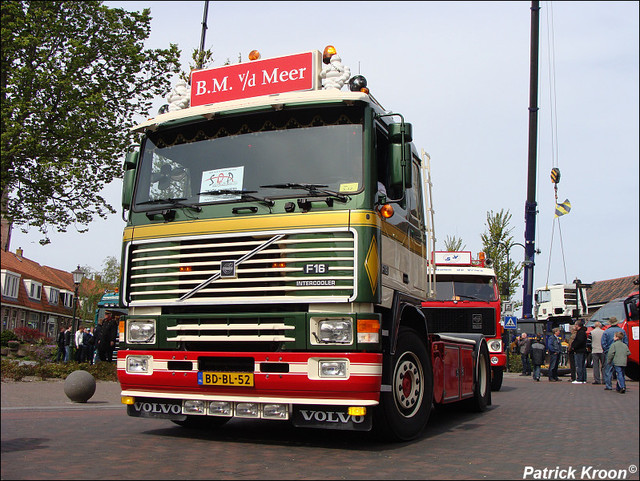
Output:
[587, 275, 639, 307]
[1, 250, 98, 317]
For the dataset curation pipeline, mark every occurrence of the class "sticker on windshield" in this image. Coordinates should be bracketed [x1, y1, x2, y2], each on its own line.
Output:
[200, 166, 245, 202]
[339, 183, 359, 193]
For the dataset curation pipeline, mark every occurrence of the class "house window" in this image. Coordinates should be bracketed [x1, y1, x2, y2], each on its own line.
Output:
[28, 312, 39, 330]
[46, 286, 60, 305]
[1, 270, 21, 298]
[61, 290, 74, 308]
[25, 280, 43, 301]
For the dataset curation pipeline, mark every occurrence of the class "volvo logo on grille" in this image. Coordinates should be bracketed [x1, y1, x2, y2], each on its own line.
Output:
[220, 260, 236, 278]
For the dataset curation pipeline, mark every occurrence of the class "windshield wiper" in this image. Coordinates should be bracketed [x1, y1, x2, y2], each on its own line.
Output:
[456, 294, 486, 301]
[198, 189, 275, 207]
[138, 198, 202, 212]
[260, 183, 349, 203]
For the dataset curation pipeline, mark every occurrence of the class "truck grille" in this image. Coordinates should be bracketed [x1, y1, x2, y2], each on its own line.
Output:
[166, 317, 295, 343]
[425, 307, 497, 337]
[124, 228, 356, 307]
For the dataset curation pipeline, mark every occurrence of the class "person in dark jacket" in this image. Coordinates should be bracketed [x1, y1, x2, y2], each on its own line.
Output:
[81, 327, 92, 363]
[517, 333, 532, 376]
[530, 336, 546, 381]
[94, 319, 103, 363]
[63, 326, 72, 362]
[547, 328, 562, 381]
[566, 324, 577, 382]
[55, 327, 66, 362]
[571, 319, 588, 384]
[98, 311, 118, 362]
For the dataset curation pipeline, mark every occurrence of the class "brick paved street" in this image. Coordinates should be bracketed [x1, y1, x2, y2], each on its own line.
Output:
[1, 370, 638, 480]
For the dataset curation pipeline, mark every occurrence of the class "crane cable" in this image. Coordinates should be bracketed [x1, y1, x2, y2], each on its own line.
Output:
[543, 1, 569, 287]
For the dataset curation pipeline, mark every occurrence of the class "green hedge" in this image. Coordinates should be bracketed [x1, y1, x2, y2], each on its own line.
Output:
[1, 330, 19, 346]
[508, 354, 523, 373]
[1, 359, 117, 382]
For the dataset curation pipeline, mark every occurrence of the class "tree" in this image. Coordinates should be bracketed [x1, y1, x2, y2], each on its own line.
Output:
[480, 209, 523, 302]
[78, 256, 121, 320]
[1, 1, 181, 244]
[178, 48, 215, 84]
[443, 235, 466, 252]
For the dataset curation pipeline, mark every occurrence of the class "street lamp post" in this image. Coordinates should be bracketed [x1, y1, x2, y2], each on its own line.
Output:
[71, 265, 85, 335]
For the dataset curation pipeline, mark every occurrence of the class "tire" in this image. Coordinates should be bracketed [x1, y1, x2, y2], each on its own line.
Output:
[465, 340, 491, 412]
[490, 366, 503, 391]
[625, 363, 639, 382]
[172, 415, 231, 429]
[374, 327, 433, 441]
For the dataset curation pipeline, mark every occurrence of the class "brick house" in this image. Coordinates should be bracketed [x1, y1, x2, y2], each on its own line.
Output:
[1, 248, 96, 339]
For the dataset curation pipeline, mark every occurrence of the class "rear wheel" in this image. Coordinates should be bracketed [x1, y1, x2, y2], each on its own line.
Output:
[375, 327, 433, 441]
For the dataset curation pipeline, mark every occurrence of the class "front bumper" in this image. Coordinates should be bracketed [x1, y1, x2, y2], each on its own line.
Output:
[117, 350, 383, 406]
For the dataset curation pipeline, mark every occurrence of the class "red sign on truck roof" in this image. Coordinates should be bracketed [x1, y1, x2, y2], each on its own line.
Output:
[190, 51, 321, 107]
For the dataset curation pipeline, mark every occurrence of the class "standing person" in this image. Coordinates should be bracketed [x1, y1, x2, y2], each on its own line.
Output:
[55, 327, 66, 362]
[590, 321, 605, 384]
[572, 319, 588, 384]
[530, 336, 546, 381]
[517, 333, 532, 376]
[602, 316, 629, 391]
[74, 325, 84, 362]
[82, 327, 94, 364]
[63, 326, 72, 362]
[93, 319, 103, 363]
[566, 324, 577, 382]
[607, 331, 631, 394]
[99, 311, 118, 363]
[547, 328, 562, 382]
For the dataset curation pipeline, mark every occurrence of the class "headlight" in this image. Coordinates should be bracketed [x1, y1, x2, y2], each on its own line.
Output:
[126, 355, 152, 374]
[319, 360, 348, 378]
[314, 318, 353, 344]
[488, 339, 502, 352]
[127, 319, 156, 343]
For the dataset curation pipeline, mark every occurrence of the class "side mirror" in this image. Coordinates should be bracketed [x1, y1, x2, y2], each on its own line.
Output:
[388, 122, 413, 192]
[122, 148, 139, 211]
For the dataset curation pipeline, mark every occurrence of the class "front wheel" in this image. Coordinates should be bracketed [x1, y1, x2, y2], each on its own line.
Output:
[374, 327, 433, 441]
[490, 366, 503, 391]
[626, 362, 639, 382]
[465, 340, 491, 412]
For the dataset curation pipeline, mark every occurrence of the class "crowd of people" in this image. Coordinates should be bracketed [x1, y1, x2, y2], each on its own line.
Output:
[54, 310, 119, 364]
[513, 316, 631, 393]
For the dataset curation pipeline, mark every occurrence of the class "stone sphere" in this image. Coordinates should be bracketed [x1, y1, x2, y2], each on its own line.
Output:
[64, 370, 96, 403]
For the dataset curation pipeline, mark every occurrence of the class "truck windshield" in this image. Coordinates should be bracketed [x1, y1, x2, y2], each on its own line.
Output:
[133, 108, 364, 210]
[435, 275, 497, 302]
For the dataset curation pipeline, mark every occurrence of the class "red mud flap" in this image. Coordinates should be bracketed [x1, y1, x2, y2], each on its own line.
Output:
[292, 405, 372, 431]
[127, 397, 186, 421]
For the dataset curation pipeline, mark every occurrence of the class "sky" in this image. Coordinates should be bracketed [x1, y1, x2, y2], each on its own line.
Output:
[8, 1, 639, 312]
